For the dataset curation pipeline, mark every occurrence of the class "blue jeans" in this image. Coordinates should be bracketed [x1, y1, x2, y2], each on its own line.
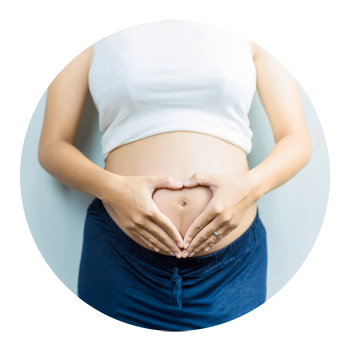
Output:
[78, 198, 268, 331]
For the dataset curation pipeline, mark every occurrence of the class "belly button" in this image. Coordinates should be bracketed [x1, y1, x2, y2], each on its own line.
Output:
[181, 201, 187, 207]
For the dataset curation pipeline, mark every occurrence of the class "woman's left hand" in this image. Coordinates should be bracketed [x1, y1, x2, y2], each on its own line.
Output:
[181, 172, 258, 258]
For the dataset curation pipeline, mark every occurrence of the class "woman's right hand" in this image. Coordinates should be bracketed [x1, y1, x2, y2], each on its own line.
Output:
[104, 174, 184, 258]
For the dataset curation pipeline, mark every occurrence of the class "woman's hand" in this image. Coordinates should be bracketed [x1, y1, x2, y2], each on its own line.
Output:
[181, 172, 258, 258]
[104, 174, 185, 258]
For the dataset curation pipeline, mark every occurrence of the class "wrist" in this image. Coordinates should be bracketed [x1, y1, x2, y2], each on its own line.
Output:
[245, 170, 265, 203]
[98, 170, 127, 206]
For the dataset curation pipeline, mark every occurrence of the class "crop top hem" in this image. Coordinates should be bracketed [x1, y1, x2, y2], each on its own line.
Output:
[89, 21, 256, 162]
[102, 128, 252, 161]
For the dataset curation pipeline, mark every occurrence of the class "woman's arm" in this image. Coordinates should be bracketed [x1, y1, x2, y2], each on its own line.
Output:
[38, 46, 184, 257]
[38, 45, 116, 201]
[248, 42, 312, 199]
[38, 46, 118, 204]
[181, 42, 312, 257]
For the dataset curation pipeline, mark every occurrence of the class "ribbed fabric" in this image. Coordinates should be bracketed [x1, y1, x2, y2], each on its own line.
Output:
[78, 198, 268, 331]
[88, 21, 257, 161]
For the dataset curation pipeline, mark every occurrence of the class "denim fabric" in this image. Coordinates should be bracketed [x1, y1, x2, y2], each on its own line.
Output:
[78, 198, 268, 331]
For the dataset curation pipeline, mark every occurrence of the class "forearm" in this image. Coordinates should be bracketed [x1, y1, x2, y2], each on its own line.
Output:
[38, 140, 122, 204]
[248, 133, 313, 202]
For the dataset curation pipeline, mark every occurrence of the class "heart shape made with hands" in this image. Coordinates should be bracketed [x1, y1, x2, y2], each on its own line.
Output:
[151, 172, 255, 257]
[152, 183, 213, 241]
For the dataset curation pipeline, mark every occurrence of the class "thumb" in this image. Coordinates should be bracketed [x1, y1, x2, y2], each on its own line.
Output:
[151, 175, 183, 190]
[183, 173, 213, 188]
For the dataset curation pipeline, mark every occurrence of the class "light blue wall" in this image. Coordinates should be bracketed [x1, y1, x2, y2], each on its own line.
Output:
[21, 91, 103, 293]
[20, 84, 329, 300]
[248, 86, 329, 297]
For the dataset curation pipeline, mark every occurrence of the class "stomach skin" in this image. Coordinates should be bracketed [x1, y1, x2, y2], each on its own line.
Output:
[103, 131, 257, 257]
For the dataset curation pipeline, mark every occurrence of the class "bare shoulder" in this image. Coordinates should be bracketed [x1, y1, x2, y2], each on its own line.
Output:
[250, 41, 288, 72]
[40, 44, 96, 148]
[68, 44, 94, 69]
[249, 40, 310, 143]
[80, 44, 94, 64]
[250, 40, 266, 61]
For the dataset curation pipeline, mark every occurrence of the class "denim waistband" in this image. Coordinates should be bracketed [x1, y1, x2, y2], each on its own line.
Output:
[87, 198, 266, 276]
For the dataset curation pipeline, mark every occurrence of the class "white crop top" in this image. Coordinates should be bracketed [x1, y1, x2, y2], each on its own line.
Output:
[88, 21, 257, 161]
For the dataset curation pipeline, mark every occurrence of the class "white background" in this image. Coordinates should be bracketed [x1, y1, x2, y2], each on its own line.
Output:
[1, 0, 349, 348]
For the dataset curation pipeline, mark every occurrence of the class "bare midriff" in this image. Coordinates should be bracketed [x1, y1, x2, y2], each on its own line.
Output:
[103, 131, 257, 257]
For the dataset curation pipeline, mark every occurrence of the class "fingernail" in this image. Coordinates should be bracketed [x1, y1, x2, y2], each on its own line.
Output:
[183, 252, 189, 258]
[169, 251, 175, 256]
[184, 180, 191, 185]
[189, 252, 195, 257]
[184, 242, 189, 249]
[154, 247, 160, 252]
[175, 181, 183, 187]
[175, 253, 181, 259]
[204, 246, 210, 251]
[177, 242, 183, 248]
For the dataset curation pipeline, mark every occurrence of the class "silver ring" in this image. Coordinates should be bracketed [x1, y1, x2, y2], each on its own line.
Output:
[213, 232, 220, 238]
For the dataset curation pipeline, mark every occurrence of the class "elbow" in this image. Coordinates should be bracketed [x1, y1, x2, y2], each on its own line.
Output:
[37, 143, 48, 170]
[38, 140, 55, 171]
[288, 130, 313, 166]
[280, 131, 313, 167]
[38, 138, 69, 172]
[301, 133, 313, 166]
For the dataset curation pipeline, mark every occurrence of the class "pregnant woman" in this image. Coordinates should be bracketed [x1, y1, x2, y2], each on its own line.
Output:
[38, 21, 312, 330]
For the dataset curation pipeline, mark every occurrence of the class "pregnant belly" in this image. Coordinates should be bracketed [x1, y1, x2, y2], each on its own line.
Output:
[103, 131, 257, 256]
[152, 185, 213, 238]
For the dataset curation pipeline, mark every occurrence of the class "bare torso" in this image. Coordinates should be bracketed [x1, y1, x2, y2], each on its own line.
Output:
[103, 131, 257, 257]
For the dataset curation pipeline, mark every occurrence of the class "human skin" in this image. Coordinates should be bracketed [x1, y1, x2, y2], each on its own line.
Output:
[103, 131, 259, 257]
[38, 22, 312, 258]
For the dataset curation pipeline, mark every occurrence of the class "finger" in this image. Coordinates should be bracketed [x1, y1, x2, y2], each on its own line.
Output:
[182, 202, 220, 249]
[134, 228, 175, 256]
[140, 219, 183, 257]
[148, 200, 184, 248]
[186, 227, 233, 257]
[183, 217, 225, 256]
[149, 175, 183, 190]
[131, 226, 164, 252]
[183, 173, 217, 189]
